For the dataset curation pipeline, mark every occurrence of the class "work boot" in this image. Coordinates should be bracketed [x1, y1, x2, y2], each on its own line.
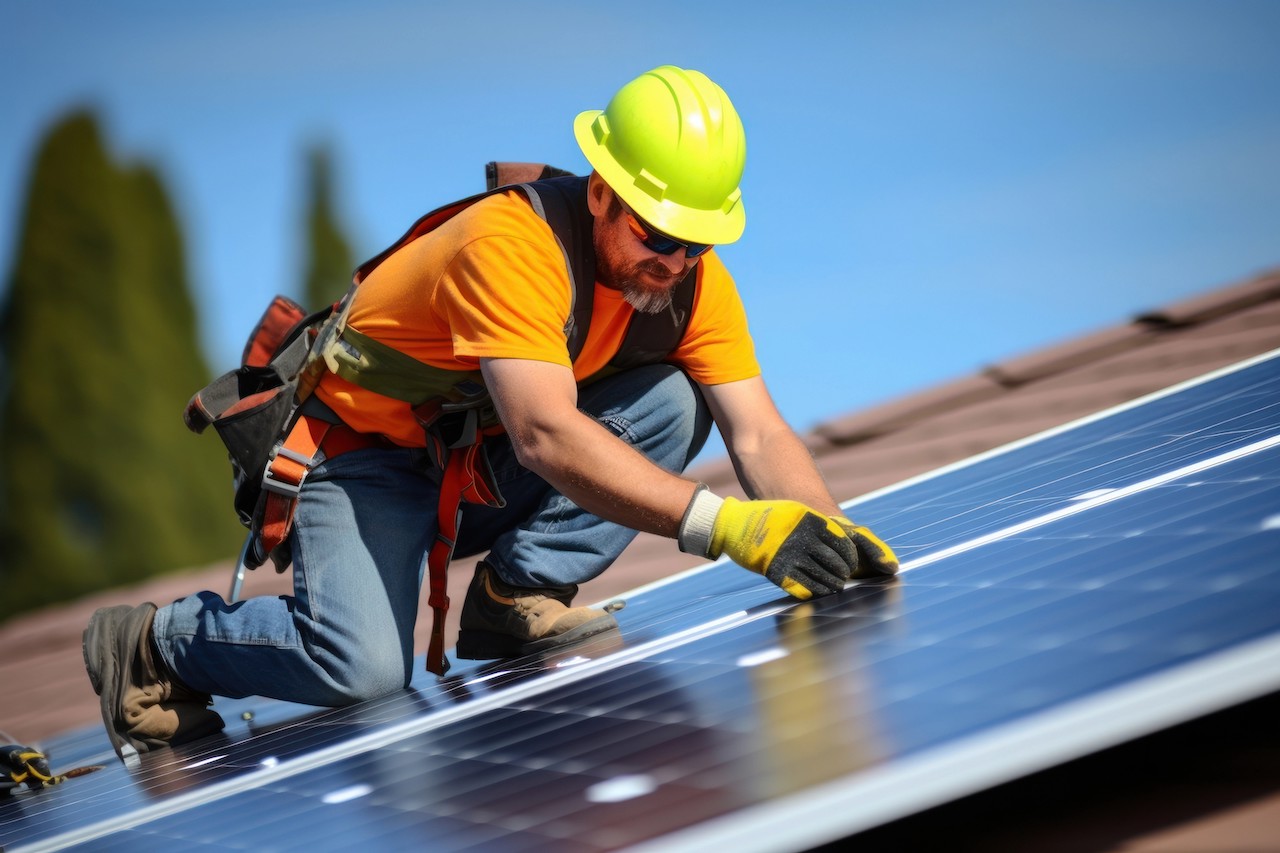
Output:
[83, 603, 224, 761]
[456, 562, 619, 660]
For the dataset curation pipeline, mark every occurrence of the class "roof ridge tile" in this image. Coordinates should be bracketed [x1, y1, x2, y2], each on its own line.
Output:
[1134, 268, 1280, 327]
[983, 323, 1158, 387]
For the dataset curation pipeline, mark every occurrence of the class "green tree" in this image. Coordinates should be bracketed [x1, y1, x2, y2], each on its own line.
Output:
[0, 111, 240, 615]
[301, 145, 355, 311]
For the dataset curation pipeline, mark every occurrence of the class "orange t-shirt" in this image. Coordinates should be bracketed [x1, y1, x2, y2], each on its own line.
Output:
[315, 190, 760, 446]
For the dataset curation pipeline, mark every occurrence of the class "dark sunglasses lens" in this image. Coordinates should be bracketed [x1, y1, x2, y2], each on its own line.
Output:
[650, 234, 711, 258]
[643, 224, 711, 258]
[643, 232, 680, 254]
[627, 208, 711, 257]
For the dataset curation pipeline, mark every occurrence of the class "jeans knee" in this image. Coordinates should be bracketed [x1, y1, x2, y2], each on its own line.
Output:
[661, 371, 712, 456]
[585, 365, 711, 470]
[308, 637, 410, 704]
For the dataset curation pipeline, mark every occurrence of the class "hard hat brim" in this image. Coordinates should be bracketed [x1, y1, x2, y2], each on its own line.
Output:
[574, 110, 746, 246]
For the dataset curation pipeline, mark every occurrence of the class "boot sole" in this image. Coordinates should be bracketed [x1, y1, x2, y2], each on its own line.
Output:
[456, 613, 620, 660]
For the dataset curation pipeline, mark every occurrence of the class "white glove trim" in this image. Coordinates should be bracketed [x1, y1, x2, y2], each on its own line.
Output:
[678, 483, 725, 558]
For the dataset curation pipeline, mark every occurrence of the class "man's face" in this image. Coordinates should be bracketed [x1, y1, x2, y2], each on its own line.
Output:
[590, 180, 698, 315]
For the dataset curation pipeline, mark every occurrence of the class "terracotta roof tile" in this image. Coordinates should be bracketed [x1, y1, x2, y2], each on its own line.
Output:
[813, 374, 1005, 446]
[983, 323, 1158, 387]
[1135, 270, 1280, 327]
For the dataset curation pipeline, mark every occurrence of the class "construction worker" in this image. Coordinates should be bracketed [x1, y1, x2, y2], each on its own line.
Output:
[83, 65, 899, 761]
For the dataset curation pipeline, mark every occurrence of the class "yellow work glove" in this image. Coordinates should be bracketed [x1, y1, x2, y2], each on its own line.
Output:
[678, 486, 857, 600]
[830, 517, 899, 579]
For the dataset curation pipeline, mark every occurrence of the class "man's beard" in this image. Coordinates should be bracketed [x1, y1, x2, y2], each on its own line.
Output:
[611, 257, 681, 314]
[622, 279, 675, 314]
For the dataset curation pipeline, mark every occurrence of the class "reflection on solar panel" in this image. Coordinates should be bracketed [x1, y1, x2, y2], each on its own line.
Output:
[6, 350, 1280, 852]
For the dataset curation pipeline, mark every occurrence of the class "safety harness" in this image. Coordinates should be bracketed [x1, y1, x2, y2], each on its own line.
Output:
[186, 165, 697, 676]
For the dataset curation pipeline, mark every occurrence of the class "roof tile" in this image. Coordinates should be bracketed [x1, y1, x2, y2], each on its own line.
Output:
[813, 374, 1005, 446]
[983, 323, 1157, 387]
[1135, 270, 1280, 327]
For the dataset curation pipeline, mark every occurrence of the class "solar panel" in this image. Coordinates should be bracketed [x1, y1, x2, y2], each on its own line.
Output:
[6, 349, 1279, 852]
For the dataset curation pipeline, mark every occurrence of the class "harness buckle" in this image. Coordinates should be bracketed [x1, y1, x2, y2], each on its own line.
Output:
[275, 445, 319, 467]
[261, 444, 317, 498]
[261, 472, 302, 498]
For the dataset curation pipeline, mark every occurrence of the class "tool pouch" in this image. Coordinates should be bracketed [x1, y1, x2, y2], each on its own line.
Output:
[183, 296, 328, 528]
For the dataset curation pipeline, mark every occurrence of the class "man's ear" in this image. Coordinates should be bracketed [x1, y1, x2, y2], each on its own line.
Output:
[586, 171, 608, 216]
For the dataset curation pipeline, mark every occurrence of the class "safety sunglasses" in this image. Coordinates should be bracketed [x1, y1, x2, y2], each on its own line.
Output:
[620, 200, 713, 258]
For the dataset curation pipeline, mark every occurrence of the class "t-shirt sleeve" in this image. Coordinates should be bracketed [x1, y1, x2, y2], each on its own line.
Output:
[671, 251, 761, 385]
[435, 217, 575, 368]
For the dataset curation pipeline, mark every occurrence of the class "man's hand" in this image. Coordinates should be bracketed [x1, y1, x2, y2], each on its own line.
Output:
[679, 487, 857, 599]
[830, 517, 899, 579]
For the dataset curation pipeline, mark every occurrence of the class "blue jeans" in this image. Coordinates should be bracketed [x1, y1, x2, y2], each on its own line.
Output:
[153, 365, 711, 706]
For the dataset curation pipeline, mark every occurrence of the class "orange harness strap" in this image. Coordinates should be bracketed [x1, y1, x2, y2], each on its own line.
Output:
[259, 414, 333, 558]
[424, 436, 503, 676]
[257, 416, 391, 559]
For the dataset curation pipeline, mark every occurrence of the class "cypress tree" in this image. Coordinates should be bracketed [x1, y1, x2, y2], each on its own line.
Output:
[301, 145, 355, 311]
[0, 111, 239, 615]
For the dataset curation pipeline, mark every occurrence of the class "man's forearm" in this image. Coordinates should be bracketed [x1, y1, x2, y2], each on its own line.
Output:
[507, 407, 699, 539]
[731, 424, 843, 517]
[482, 357, 700, 538]
[700, 375, 844, 518]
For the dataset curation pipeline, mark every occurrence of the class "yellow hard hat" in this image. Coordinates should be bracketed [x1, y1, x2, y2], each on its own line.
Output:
[574, 65, 746, 245]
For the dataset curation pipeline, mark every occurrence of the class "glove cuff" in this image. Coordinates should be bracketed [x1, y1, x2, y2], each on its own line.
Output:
[678, 483, 724, 558]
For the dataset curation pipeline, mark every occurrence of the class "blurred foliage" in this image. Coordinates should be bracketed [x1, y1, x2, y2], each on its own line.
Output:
[301, 145, 354, 311]
[0, 111, 242, 615]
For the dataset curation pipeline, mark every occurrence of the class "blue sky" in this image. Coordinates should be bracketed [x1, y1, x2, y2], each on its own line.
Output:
[4, 1, 1279, 462]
